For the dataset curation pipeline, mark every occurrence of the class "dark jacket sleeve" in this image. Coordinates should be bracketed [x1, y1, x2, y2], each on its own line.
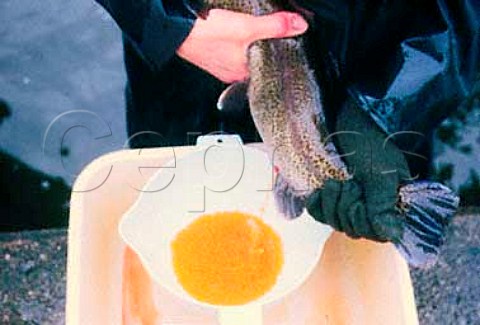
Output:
[349, 0, 480, 140]
[302, 0, 479, 147]
[95, 0, 195, 69]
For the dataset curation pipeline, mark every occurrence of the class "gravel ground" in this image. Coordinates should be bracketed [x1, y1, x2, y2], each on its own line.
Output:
[0, 229, 66, 324]
[1, 214, 479, 324]
[411, 212, 480, 324]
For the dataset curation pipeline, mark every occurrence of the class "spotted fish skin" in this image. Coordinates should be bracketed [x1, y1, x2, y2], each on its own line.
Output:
[248, 37, 350, 188]
[199, 0, 350, 218]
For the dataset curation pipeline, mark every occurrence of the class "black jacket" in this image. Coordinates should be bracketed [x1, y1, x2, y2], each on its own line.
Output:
[95, 0, 479, 149]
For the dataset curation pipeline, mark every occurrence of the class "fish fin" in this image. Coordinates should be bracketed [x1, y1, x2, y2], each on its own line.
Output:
[394, 182, 459, 268]
[182, 0, 211, 19]
[217, 82, 249, 113]
[274, 173, 307, 219]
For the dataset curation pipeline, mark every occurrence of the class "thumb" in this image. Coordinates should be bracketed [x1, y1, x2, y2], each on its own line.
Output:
[247, 12, 308, 42]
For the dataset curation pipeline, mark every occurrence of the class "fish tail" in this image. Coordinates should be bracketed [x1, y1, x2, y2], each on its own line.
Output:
[274, 173, 308, 219]
[394, 182, 459, 268]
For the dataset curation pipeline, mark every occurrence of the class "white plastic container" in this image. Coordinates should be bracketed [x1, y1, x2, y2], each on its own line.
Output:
[66, 135, 418, 325]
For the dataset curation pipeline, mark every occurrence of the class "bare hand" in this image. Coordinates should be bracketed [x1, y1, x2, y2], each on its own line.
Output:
[176, 9, 309, 83]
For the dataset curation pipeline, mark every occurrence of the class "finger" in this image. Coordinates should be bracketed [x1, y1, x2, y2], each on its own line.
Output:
[220, 66, 248, 83]
[344, 201, 370, 239]
[210, 57, 249, 83]
[207, 66, 243, 83]
[215, 69, 249, 83]
[337, 210, 355, 237]
[246, 12, 308, 42]
[306, 188, 340, 229]
[334, 179, 365, 237]
[310, 180, 344, 230]
[305, 190, 327, 224]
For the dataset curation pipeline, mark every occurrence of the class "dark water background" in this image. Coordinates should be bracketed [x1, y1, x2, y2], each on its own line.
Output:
[0, 0, 127, 231]
[1, 0, 479, 231]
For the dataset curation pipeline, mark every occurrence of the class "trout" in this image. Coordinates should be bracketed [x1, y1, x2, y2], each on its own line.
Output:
[186, 0, 459, 267]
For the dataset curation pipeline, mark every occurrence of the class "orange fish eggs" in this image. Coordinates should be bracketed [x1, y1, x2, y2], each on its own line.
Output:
[171, 211, 284, 305]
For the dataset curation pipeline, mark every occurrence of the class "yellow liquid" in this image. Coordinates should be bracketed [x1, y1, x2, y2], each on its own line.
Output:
[171, 211, 284, 305]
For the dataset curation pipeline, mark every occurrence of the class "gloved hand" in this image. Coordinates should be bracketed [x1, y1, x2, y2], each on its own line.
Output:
[306, 99, 459, 267]
[306, 99, 409, 243]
